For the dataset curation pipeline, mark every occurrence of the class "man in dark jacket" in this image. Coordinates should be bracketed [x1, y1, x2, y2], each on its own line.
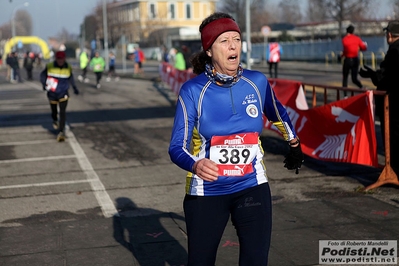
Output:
[360, 20, 399, 175]
[5, 52, 13, 82]
[23, 51, 34, 80]
[7, 52, 22, 83]
[40, 51, 79, 142]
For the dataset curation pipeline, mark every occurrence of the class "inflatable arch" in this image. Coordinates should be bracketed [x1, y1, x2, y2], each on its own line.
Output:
[2, 36, 51, 62]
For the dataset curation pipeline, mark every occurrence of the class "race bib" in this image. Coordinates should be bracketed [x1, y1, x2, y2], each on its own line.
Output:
[94, 64, 102, 70]
[46, 77, 58, 92]
[210, 132, 259, 176]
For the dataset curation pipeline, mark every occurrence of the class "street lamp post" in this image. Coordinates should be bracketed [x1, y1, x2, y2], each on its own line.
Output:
[103, 0, 109, 71]
[245, 0, 251, 70]
[11, 2, 29, 38]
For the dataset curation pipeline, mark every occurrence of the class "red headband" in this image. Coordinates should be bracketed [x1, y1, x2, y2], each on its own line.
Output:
[201, 18, 241, 51]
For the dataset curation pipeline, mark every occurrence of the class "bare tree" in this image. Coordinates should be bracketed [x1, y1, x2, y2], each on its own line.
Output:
[306, 0, 328, 22]
[80, 14, 98, 47]
[83, 15, 98, 45]
[278, 0, 303, 24]
[14, 9, 32, 36]
[391, 0, 399, 19]
[145, 8, 170, 47]
[56, 28, 78, 43]
[93, 3, 126, 49]
[0, 23, 12, 39]
[316, 0, 371, 38]
[218, 0, 270, 33]
[0, 9, 32, 38]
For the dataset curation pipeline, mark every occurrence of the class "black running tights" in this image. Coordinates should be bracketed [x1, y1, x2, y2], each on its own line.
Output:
[51, 100, 68, 132]
[183, 183, 272, 266]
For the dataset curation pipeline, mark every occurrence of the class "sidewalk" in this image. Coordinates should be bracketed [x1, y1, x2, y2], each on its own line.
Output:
[0, 61, 398, 266]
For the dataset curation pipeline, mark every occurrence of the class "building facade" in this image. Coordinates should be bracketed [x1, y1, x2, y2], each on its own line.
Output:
[97, 0, 217, 48]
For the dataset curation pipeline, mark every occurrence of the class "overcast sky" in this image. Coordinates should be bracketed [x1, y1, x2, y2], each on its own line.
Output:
[0, 0, 390, 41]
[0, 0, 101, 40]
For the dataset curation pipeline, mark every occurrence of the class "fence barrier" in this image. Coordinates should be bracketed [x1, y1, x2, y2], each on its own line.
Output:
[324, 51, 387, 70]
[295, 81, 398, 190]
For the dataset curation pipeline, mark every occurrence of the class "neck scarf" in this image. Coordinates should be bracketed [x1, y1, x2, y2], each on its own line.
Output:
[205, 63, 243, 87]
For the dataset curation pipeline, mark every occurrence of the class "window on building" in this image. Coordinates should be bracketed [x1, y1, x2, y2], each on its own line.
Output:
[186, 3, 192, 19]
[169, 3, 175, 19]
[128, 4, 134, 22]
[134, 6, 139, 20]
[185, 3, 192, 19]
[149, 3, 156, 19]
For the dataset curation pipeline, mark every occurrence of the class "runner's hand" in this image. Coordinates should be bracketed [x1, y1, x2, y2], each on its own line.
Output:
[284, 141, 304, 174]
[193, 158, 219, 182]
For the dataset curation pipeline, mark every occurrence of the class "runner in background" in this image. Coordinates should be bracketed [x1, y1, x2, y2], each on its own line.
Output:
[106, 51, 119, 82]
[40, 51, 79, 142]
[266, 42, 283, 78]
[133, 45, 145, 77]
[78, 49, 90, 83]
[89, 51, 106, 89]
[341, 24, 367, 96]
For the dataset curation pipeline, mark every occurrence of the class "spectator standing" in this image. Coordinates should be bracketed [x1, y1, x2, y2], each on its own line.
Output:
[23, 52, 35, 80]
[266, 42, 283, 78]
[89, 51, 106, 89]
[36, 52, 43, 68]
[133, 46, 145, 76]
[168, 48, 177, 66]
[341, 25, 367, 95]
[182, 45, 193, 71]
[359, 20, 399, 176]
[173, 47, 186, 71]
[106, 51, 119, 82]
[8, 52, 22, 83]
[162, 45, 169, 63]
[168, 12, 303, 266]
[5, 52, 14, 82]
[40, 51, 79, 142]
[78, 49, 90, 83]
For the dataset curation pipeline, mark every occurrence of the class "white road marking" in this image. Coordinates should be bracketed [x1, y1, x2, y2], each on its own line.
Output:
[0, 126, 51, 134]
[65, 125, 117, 218]
[0, 140, 55, 146]
[0, 98, 43, 104]
[1, 82, 117, 218]
[0, 105, 48, 111]
[0, 155, 76, 164]
[0, 179, 96, 190]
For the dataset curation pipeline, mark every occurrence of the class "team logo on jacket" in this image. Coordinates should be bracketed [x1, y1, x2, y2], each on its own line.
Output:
[246, 104, 258, 118]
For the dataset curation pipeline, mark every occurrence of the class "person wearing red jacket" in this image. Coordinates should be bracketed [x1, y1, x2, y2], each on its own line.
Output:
[341, 25, 367, 95]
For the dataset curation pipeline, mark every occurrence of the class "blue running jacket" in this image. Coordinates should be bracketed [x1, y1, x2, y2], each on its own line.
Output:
[169, 69, 297, 196]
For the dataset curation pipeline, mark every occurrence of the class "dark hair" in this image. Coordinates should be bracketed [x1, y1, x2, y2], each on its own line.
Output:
[191, 12, 236, 75]
[346, 25, 355, 34]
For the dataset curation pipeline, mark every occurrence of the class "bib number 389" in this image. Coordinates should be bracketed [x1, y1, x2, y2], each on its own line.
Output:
[210, 132, 259, 176]
[218, 148, 251, 164]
